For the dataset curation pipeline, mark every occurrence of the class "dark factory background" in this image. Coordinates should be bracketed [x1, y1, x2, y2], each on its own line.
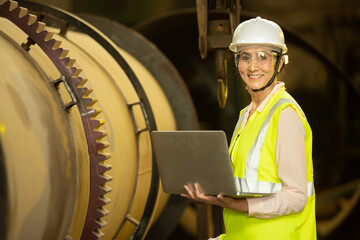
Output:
[12, 0, 360, 239]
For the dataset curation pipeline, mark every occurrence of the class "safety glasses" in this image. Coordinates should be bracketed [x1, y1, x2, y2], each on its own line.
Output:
[235, 51, 279, 68]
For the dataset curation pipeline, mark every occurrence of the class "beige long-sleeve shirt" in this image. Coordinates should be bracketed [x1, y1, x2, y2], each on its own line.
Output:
[240, 82, 308, 219]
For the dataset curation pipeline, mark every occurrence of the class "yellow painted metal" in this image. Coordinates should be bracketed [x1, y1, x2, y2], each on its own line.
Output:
[58, 29, 176, 239]
[0, 14, 176, 240]
[0, 28, 78, 240]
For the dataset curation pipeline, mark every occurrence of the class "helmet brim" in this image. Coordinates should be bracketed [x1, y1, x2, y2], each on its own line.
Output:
[229, 43, 287, 54]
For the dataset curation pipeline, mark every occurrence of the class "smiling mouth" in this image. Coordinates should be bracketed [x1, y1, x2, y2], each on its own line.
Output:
[248, 74, 263, 79]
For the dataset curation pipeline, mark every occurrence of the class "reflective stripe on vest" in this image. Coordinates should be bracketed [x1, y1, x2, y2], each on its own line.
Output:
[233, 98, 314, 197]
[230, 106, 250, 144]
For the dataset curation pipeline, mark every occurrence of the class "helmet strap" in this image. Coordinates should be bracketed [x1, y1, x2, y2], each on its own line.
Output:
[251, 50, 282, 92]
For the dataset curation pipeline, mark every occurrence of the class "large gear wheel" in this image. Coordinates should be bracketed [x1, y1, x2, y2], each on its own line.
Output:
[0, 0, 112, 239]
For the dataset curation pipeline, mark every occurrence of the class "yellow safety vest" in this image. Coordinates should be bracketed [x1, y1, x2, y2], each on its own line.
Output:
[220, 88, 316, 240]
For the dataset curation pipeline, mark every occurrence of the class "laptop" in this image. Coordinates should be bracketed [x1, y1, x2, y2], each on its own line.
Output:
[150, 130, 270, 197]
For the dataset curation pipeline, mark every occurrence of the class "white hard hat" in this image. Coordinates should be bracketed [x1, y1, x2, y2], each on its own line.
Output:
[229, 16, 288, 54]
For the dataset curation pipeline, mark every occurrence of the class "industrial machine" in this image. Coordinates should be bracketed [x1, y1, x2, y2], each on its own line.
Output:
[1, 0, 359, 240]
[0, 0, 197, 239]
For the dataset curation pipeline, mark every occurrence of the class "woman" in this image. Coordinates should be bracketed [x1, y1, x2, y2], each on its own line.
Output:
[181, 17, 316, 239]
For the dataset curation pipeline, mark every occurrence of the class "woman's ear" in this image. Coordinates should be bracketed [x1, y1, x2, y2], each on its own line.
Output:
[277, 56, 285, 72]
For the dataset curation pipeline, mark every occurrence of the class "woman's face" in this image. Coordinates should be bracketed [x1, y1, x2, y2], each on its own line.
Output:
[237, 46, 282, 91]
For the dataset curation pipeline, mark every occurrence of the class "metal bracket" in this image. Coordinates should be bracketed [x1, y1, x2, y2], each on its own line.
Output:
[51, 75, 78, 111]
[196, 0, 241, 108]
[196, 0, 208, 59]
[127, 101, 150, 135]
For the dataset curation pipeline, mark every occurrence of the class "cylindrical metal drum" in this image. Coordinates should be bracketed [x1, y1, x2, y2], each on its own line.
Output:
[0, 25, 77, 240]
[0, 1, 197, 239]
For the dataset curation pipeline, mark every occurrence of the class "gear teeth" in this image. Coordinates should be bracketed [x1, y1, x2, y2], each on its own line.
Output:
[95, 209, 109, 221]
[77, 78, 88, 87]
[98, 163, 112, 174]
[59, 49, 69, 59]
[95, 119, 105, 128]
[8, 0, 17, 11]
[37, 30, 48, 42]
[95, 155, 107, 165]
[44, 31, 55, 41]
[92, 229, 104, 239]
[99, 185, 112, 194]
[50, 39, 62, 49]
[89, 119, 104, 129]
[98, 196, 111, 205]
[78, 87, 93, 97]
[94, 122, 106, 131]
[36, 22, 46, 33]
[97, 207, 110, 217]
[94, 142, 107, 152]
[52, 48, 64, 59]
[25, 13, 37, 25]
[0, 0, 11, 8]
[95, 130, 108, 140]
[72, 76, 82, 86]
[85, 98, 98, 107]
[55, 48, 68, 59]
[96, 141, 109, 150]
[90, 108, 102, 118]
[98, 174, 111, 184]
[72, 68, 82, 78]
[99, 162, 112, 169]
[92, 130, 105, 140]
[17, 7, 28, 18]
[98, 151, 111, 160]
[64, 58, 76, 68]
[0, 3, 113, 239]
[100, 174, 112, 183]
[95, 219, 107, 229]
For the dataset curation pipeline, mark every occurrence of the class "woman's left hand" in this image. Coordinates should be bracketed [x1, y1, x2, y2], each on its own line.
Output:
[181, 183, 238, 209]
